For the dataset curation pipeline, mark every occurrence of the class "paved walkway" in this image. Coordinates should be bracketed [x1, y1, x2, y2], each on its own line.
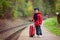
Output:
[18, 23, 60, 40]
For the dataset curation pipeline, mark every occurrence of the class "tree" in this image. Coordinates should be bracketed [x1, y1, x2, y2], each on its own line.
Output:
[0, 0, 12, 19]
[56, 0, 60, 24]
[43, 0, 56, 17]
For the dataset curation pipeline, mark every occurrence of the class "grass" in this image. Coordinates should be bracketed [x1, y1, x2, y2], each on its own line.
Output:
[44, 17, 60, 37]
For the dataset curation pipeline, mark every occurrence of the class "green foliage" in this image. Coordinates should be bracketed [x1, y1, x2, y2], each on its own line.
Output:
[44, 17, 60, 36]
[15, 0, 33, 17]
[32, 0, 44, 12]
[0, 0, 34, 19]
[13, 0, 26, 18]
[43, 0, 56, 15]
[0, 0, 11, 7]
[12, 6, 18, 18]
[26, 1, 33, 17]
[56, 0, 60, 12]
[44, 2, 51, 15]
[0, 0, 12, 18]
[0, 0, 60, 19]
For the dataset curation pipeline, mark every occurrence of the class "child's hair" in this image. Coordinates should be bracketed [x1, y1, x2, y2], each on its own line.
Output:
[34, 7, 40, 11]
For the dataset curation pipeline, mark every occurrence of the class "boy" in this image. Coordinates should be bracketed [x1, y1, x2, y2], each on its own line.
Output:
[32, 7, 42, 37]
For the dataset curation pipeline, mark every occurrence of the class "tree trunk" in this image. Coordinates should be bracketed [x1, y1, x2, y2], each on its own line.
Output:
[57, 14, 60, 24]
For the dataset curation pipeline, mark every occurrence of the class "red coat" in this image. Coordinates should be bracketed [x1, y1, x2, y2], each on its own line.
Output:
[32, 12, 42, 26]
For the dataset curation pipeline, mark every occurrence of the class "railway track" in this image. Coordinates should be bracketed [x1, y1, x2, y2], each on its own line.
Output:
[0, 22, 31, 40]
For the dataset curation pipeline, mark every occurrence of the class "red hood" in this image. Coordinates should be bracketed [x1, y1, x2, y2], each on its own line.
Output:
[32, 11, 42, 26]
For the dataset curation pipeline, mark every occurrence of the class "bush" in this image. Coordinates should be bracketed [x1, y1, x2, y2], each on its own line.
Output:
[44, 17, 60, 36]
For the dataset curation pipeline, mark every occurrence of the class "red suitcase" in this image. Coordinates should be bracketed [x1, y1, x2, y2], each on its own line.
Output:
[29, 25, 35, 37]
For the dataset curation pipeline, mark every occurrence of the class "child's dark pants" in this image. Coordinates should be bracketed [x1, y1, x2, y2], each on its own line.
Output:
[36, 25, 42, 35]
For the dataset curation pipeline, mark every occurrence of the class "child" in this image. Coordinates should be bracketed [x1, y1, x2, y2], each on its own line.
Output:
[32, 7, 42, 37]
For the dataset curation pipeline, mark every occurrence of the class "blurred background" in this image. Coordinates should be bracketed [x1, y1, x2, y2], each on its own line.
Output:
[0, 0, 60, 40]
